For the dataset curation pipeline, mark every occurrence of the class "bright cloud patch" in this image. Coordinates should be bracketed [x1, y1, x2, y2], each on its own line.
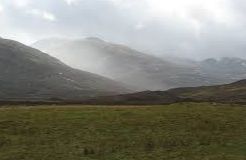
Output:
[43, 12, 56, 21]
[146, 0, 232, 22]
[64, 0, 79, 5]
[0, 4, 3, 13]
[27, 9, 56, 21]
[12, 0, 31, 8]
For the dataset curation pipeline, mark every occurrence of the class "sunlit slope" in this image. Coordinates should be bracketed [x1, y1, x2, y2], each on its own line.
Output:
[168, 79, 246, 103]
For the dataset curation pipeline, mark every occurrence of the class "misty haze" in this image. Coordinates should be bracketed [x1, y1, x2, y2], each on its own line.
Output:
[0, 0, 246, 160]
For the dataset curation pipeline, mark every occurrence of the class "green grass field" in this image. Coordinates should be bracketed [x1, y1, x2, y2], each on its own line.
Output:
[0, 103, 246, 160]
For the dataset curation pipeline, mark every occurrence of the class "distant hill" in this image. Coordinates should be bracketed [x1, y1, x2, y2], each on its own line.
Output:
[199, 57, 246, 81]
[33, 37, 244, 90]
[169, 79, 246, 103]
[0, 38, 131, 102]
[83, 80, 246, 105]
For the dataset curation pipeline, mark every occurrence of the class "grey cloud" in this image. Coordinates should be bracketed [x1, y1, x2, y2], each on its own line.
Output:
[0, 0, 246, 59]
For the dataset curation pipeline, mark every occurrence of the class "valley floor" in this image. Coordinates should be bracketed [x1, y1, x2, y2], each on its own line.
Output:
[0, 103, 246, 160]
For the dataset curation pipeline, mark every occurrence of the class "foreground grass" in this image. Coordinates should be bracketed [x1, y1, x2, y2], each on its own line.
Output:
[0, 103, 246, 160]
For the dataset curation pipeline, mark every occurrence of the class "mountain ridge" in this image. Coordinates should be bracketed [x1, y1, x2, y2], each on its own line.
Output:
[32, 37, 246, 90]
[0, 38, 132, 102]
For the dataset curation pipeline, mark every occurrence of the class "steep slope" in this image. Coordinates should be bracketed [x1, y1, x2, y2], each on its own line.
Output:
[83, 80, 246, 105]
[0, 38, 131, 102]
[33, 37, 226, 90]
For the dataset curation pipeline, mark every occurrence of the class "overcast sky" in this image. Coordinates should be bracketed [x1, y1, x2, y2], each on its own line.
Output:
[0, 0, 246, 59]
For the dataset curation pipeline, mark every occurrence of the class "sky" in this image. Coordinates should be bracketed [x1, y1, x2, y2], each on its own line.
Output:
[0, 0, 246, 59]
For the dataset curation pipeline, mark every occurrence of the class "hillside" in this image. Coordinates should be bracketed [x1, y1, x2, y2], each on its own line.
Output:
[33, 38, 235, 90]
[168, 79, 246, 103]
[84, 80, 246, 104]
[0, 38, 131, 102]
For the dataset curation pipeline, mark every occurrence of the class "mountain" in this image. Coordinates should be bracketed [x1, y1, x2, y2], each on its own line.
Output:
[199, 57, 246, 81]
[83, 80, 246, 105]
[0, 38, 131, 102]
[33, 37, 239, 90]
